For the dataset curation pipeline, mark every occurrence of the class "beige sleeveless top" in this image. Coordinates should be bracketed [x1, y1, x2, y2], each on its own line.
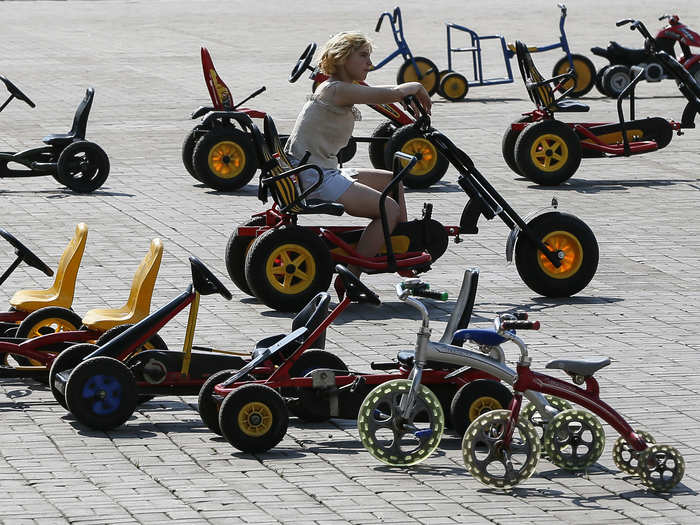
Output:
[284, 80, 361, 169]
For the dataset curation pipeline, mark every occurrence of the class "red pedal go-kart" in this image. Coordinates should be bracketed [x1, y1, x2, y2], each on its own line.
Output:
[502, 21, 700, 186]
[225, 105, 599, 313]
[0, 76, 109, 193]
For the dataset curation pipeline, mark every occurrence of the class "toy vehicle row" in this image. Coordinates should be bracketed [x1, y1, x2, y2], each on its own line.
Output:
[357, 285, 684, 492]
[439, 3, 596, 101]
[225, 101, 599, 313]
[501, 18, 700, 186]
[0, 76, 109, 193]
[592, 14, 700, 98]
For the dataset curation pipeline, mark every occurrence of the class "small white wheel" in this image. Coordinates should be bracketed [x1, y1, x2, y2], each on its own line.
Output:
[612, 430, 655, 475]
[542, 409, 605, 470]
[637, 444, 685, 492]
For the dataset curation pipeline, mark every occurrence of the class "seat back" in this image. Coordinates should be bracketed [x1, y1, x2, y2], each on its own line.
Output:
[291, 291, 330, 348]
[47, 223, 88, 308]
[121, 238, 163, 322]
[69, 88, 94, 139]
[515, 41, 557, 110]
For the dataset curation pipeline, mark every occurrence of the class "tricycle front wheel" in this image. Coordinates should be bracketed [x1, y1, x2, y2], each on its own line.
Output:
[396, 57, 439, 96]
[552, 54, 596, 98]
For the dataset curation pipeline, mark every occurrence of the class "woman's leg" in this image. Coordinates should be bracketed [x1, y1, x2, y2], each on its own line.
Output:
[353, 169, 407, 221]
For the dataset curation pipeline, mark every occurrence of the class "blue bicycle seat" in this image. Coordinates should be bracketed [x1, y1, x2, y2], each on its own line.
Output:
[452, 329, 507, 346]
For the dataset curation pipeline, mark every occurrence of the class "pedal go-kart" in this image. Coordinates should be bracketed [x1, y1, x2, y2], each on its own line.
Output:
[0, 76, 110, 193]
[460, 314, 684, 492]
[592, 14, 700, 98]
[208, 266, 569, 455]
[502, 34, 693, 185]
[0, 224, 88, 338]
[290, 42, 449, 188]
[182, 47, 271, 191]
[440, 3, 595, 101]
[0, 238, 164, 383]
[226, 107, 599, 312]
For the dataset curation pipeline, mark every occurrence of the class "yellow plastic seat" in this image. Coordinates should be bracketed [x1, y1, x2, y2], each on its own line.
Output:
[9, 223, 88, 313]
[81, 238, 163, 332]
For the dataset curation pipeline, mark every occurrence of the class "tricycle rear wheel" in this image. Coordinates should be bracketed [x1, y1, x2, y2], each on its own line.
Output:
[397, 57, 439, 96]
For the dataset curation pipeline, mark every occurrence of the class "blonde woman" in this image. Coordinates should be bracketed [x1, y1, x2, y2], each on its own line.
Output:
[284, 31, 432, 296]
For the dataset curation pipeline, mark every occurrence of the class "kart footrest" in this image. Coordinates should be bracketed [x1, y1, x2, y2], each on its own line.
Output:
[580, 140, 658, 155]
[29, 162, 56, 172]
[0, 364, 48, 379]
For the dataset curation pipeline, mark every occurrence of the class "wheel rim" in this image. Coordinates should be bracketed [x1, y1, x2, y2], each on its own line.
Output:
[529, 133, 569, 172]
[399, 138, 438, 176]
[556, 58, 592, 92]
[543, 409, 605, 470]
[638, 444, 685, 491]
[207, 140, 246, 179]
[610, 72, 630, 92]
[265, 243, 316, 294]
[27, 318, 80, 338]
[81, 374, 122, 415]
[238, 401, 273, 437]
[443, 77, 467, 98]
[537, 230, 583, 279]
[402, 60, 437, 93]
[612, 430, 656, 475]
[468, 396, 504, 421]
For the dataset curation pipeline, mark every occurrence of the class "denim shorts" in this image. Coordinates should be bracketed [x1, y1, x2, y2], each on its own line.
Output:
[288, 157, 356, 202]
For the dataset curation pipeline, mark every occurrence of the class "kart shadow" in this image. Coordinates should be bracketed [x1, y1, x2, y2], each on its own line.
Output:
[201, 184, 259, 197]
[433, 97, 525, 104]
[516, 175, 700, 193]
[0, 187, 135, 198]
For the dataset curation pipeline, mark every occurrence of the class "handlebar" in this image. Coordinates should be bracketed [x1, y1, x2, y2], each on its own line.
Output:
[501, 320, 540, 331]
[399, 279, 448, 301]
[375, 6, 401, 32]
[557, 4, 567, 17]
[616, 18, 655, 49]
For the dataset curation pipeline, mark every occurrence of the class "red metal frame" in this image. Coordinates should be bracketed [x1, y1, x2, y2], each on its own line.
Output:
[0, 329, 101, 368]
[0, 310, 28, 323]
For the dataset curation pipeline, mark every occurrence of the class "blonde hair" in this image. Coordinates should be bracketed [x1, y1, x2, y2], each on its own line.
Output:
[319, 32, 373, 75]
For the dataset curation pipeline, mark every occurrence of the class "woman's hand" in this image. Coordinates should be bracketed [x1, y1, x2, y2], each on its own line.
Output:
[399, 82, 432, 116]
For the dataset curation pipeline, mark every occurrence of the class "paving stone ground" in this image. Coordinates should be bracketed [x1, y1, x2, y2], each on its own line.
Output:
[1, 0, 699, 523]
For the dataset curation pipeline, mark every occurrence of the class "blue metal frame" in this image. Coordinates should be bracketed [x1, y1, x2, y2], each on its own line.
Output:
[373, 7, 424, 80]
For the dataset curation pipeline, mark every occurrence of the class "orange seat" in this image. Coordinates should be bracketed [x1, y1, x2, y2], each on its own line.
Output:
[9, 223, 88, 313]
[80, 238, 163, 332]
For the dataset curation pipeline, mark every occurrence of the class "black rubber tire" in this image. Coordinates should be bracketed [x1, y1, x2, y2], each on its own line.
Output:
[16, 306, 83, 339]
[182, 127, 204, 182]
[396, 56, 440, 96]
[225, 217, 267, 296]
[368, 121, 396, 170]
[449, 380, 513, 436]
[57, 141, 110, 193]
[594, 65, 611, 96]
[439, 72, 469, 101]
[514, 119, 582, 185]
[192, 127, 257, 191]
[687, 62, 700, 86]
[198, 369, 237, 435]
[501, 117, 532, 176]
[65, 356, 137, 430]
[515, 211, 599, 298]
[245, 225, 333, 312]
[287, 350, 348, 422]
[219, 384, 289, 453]
[552, 54, 596, 98]
[49, 343, 99, 409]
[383, 125, 449, 188]
[602, 65, 632, 99]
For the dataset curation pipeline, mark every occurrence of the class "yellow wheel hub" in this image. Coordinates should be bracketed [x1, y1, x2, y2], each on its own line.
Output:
[208, 140, 246, 179]
[530, 134, 569, 172]
[266, 243, 316, 294]
[538, 230, 583, 279]
[402, 61, 437, 93]
[399, 138, 438, 176]
[556, 58, 592, 92]
[238, 401, 273, 437]
[26, 318, 80, 339]
[443, 77, 467, 98]
[468, 396, 504, 421]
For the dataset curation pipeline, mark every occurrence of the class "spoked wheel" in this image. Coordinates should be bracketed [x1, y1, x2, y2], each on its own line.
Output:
[245, 225, 333, 312]
[219, 384, 289, 453]
[49, 343, 99, 409]
[637, 444, 685, 492]
[612, 430, 656, 475]
[438, 72, 469, 101]
[501, 117, 532, 176]
[65, 356, 137, 430]
[358, 379, 445, 466]
[182, 127, 204, 182]
[462, 409, 541, 488]
[192, 127, 257, 191]
[396, 57, 440, 96]
[16, 306, 83, 339]
[515, 211, 599, 297]
[514, 119, 582, 185]
[286, 350, 348, 422]
[368, 121, 396, 170]
[225, 217, 266, 296]
[449, 380, 513, 436]
[198, 369, 237, 435]
[602, 65, 632, 99]
[520, 395, 574, 445]
[56, 141, 110, 193]
[384, 125, 449, 188]
[552, 54, 596, 98]
[542, 409, 605, 470]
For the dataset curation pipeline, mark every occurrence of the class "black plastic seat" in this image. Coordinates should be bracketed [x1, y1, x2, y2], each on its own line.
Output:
[396, 350, 460, 371]
[545, 356, 610, 377]
[43, 88, 94, 147]
[606, 42, 650, 66]
[550, 99, 590, 113]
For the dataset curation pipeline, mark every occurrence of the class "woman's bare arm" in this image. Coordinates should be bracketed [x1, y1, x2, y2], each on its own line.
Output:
[331, 82, 432, 113]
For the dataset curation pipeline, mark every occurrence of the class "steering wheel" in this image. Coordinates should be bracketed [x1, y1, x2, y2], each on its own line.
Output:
[335, 265, 380, 306]
[0, 76, 35, 108]
[188, 256, 232, 300]
[289, 43, 317, 83]
[0, 229, 53, 276]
